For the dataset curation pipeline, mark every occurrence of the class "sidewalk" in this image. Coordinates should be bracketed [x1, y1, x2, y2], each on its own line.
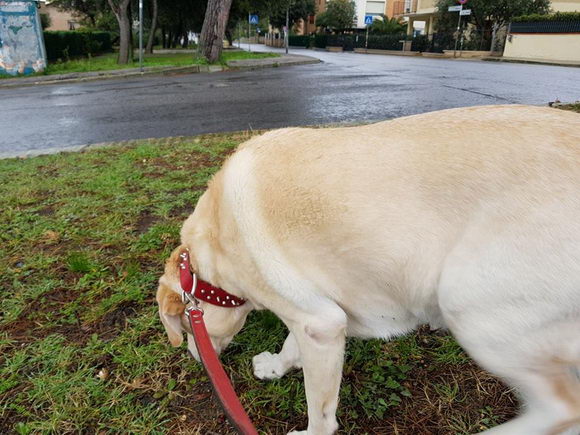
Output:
[0, 53, 320, 88]
[482, 56, 580, 68]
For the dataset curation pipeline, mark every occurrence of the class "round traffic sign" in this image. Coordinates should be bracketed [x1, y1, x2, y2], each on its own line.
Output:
[458, 0, 467, 4]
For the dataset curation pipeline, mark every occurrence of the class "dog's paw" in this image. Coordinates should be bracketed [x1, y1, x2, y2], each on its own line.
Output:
[252, 351, 286, 380]
[287, 431, 307, 435]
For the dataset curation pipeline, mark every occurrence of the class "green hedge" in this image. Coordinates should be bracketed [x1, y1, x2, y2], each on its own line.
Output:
[288, 35, 313, 47]
[512, 11, 580, 22]
[314, 34, 328, 48]
[44, 31, 113, 61]
[362, 34, 406, 50]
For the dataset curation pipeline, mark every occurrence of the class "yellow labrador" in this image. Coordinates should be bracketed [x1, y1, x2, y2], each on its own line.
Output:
[157, 105, 580, 435]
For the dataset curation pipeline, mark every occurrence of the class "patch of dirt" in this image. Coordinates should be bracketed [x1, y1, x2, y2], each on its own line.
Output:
[135, 211, 159, 234]
[167, 381, 239, 435]
[37, 205, 55, 216]
[169, 204, 195, 219]
[101, 303, 138, 329]
[1, 317, 38, 343]
[42, 287, 78, 305]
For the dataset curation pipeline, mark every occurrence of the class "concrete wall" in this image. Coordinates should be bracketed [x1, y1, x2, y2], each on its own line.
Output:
[503, 33, 580, 63]
[0, 0, 47, 75]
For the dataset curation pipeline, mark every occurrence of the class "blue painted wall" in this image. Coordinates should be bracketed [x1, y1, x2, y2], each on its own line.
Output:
[0, 0, 47, 76]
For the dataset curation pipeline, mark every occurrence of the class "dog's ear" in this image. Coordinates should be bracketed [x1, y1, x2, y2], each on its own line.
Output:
[158, 286, 186, 347]
[157, 246, 188, 347]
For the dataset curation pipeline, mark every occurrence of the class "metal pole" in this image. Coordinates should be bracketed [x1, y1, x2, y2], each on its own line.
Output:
[285, 7, 289, 54]
[365, 26, 369, 50]
[453, 6, 462, 58]
[248, 14, 251, 52]
[139, 0, 143, 71]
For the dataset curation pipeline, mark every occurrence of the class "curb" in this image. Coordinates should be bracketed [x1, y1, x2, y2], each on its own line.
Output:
[481, 57, 580, 68]
[0, 54, 321, 89]
[0, 65, 222, 89]
[228, 57, 320, 71]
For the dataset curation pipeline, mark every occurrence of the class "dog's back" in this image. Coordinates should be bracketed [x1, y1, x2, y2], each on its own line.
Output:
[205, 105, 580, 434]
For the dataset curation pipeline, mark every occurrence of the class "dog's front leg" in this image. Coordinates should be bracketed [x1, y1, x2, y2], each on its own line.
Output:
[286, 305, 346, 435]
[253, 331, 302, 380]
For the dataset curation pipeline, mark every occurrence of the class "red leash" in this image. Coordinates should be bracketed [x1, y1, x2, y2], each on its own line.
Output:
[179, 251, 258, 435]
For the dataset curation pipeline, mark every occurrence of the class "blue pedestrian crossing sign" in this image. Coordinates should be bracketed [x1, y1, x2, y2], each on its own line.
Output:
[249, 14, 259, 25]
[364, 15, 373, 25]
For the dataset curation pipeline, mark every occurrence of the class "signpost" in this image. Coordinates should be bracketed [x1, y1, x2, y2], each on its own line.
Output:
[448, 0, 469, 58]
[364, 15, 373, 50]
[139, 0, 143, 72]
[248, 14, 258, 52]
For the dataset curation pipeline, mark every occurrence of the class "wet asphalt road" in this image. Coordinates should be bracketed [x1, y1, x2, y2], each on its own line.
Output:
[2, 46, 580, 156]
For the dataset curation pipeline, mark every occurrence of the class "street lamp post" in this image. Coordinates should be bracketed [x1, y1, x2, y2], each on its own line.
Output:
[285, 6, 289, 54]
[139, 0, 143, 72]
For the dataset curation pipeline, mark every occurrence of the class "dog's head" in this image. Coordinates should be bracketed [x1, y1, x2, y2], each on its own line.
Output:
[156, 245, 253, 359]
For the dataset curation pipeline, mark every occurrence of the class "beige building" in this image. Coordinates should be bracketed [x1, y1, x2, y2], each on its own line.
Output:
[38, 1, 80, 31]
[295, 0, 326, 35]
[387, 0, 437, 37]
[503, 0, 580, 64]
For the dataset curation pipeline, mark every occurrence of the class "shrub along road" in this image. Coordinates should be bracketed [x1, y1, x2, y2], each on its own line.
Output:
[1, 46, 580, 156]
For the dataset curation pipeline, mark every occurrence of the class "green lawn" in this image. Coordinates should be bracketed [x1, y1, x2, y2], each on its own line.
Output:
[0, 51, 279, 79]
[0, 132, 520, 434]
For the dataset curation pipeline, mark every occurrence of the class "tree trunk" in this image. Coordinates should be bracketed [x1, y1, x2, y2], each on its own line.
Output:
[161, 28, 166, 48]
[199, 0, 234, 63]
[181, 31, 189, 48]
[108, 0, 132, 64]
[225, 29, 233, 47]
[128, 1, 134, 57]
[145, 0, 158, 54]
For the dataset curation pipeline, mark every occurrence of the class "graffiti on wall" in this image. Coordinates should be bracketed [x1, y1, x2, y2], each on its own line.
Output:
[0, 0, 46, 76]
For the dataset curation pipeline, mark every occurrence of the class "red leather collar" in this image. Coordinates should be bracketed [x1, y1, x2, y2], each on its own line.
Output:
[179, 251, 246, 307]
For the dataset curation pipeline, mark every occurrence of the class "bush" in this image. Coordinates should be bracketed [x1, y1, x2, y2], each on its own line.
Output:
[327, 34, 355, 50]
[288, 35, 313, 48]
[40, 13, 51, 30]
[410, 34, 428, 52]
[364, 34, 406, 50]
[512, 11, 580, 22]
[43, 31, 113, 61]
[314, 34, 328, 48]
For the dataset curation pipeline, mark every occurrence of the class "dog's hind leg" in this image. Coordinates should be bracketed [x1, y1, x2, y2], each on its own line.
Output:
[477, 363, 580, 435]
[253, 331, 302, 380]
[442, 304, 580, 435]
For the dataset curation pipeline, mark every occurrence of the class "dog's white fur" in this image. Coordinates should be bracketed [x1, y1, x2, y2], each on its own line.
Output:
[157, 105, 580, 434]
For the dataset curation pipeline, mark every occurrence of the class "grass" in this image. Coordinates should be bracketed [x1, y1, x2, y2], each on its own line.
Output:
[556, 102, 580, 113]
[0, 50, 279, 79]
[0, 132, 523, 434]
